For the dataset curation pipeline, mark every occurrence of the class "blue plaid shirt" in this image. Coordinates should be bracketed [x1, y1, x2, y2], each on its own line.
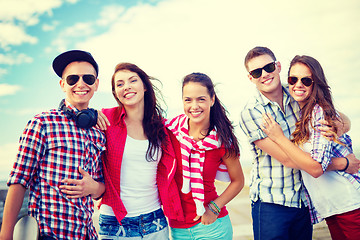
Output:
[304, 104, 360, 224]
[8, 101, 106, 239]
[239, 86, 305, 208]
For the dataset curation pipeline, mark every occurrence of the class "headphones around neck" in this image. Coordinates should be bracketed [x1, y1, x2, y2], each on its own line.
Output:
[59, 99, 98, 129]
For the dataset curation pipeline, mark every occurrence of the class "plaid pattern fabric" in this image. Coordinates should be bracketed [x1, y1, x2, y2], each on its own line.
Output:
[239, 86, 304, 208]
[8, 101, 105, 239]
[304, 104, 360, 224]
[336, 135, 360, 190]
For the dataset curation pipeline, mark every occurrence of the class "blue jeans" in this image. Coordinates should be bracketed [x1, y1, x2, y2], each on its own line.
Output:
[170, 215, 233, 240]
[99, 209, 169, 239]
[251, 200, 312, 240]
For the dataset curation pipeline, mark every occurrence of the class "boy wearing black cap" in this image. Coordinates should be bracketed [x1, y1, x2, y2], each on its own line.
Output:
[0, 50, 106, 240]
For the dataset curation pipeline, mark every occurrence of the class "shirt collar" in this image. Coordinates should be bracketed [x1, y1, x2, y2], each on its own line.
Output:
[256, 85, 292, 107]
[114, 106, 127, 126]
[58, 99, 80, 114]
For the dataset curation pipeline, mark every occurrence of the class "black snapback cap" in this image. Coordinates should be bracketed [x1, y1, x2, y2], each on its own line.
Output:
[52, 50, 99, 77]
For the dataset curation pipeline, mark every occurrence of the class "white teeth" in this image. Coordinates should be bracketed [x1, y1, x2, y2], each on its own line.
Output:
[263, 78, 272, 84]
[124, 93, 135, 98]
[294, 90, 305, 94]
[191, 111, 202, 116]
[75, 91, 87, 95]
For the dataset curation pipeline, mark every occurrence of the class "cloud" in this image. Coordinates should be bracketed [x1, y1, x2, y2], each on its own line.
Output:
[70, 0, 360, 151]
[0, 0, 78, 49]
[0, 68, 7, 78]
[0, 23, 38, 49]
[0, 84, 22, 96]
[0, 143, 18, 180]
[0, 52, 33, 65]
[42, 21, 59, 31]
[0, 0, 62, 25]
[50, 22, 95, 51]
[97, 5, 126, 26]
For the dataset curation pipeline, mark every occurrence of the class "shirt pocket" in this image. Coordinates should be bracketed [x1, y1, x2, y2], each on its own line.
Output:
[42, 139, 80, 183]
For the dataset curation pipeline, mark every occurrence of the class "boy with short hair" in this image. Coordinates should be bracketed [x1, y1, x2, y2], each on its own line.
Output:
[239, 46, 357, 240]
[0, 50, 105, 240]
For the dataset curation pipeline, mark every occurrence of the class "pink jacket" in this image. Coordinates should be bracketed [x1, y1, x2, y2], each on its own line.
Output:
[99, 107, 184, 223]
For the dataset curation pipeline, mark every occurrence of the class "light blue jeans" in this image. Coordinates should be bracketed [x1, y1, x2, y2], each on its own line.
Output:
[99, 208, 169, 240]
[170, 215, 233, 240]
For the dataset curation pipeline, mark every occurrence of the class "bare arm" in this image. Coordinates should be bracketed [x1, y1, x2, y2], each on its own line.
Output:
[328, 154, 360, 174]
[261, 113, 356, 177]
[254, 137, 301, 169]
[337, 112, 351, 135]
[0, 184, 27, 240]
[59, 167, 105, 199]
[96, 110, 110, 131]
[199, 153, 244, 225]
[261, 118, 323, 177]
[318, 111, 350, 139]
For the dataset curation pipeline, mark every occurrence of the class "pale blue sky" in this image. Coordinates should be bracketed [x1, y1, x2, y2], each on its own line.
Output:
[1, 0, 360, 179]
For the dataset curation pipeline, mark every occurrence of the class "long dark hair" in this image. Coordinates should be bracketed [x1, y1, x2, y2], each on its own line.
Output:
[182, 72, 240, 158]
[111, 63, 166, 161]
[289, 55, 340, 145]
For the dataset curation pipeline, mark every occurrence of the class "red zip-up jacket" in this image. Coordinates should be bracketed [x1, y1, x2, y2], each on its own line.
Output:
[99, 107, 184, 223]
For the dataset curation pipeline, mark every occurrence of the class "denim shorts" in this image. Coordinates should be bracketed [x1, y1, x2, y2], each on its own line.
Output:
[99, 208, 169, 240]
[170, 215, 233, 240]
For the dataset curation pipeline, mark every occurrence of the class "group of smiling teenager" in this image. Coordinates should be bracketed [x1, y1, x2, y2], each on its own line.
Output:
[1, 47, 359, 240]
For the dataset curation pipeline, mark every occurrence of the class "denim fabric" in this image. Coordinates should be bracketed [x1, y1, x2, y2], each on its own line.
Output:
[170, 215, 233, 240]
[251, 200, 312, 240]
[99, 208, 169, 240]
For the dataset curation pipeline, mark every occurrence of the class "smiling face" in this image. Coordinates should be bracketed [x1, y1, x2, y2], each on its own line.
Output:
[60, 61, 99, 110]
[113, 70, 146, 110]
[182, 81, 215, 127]
[288, 63, 313, 108]
[247, 54, 282, 97]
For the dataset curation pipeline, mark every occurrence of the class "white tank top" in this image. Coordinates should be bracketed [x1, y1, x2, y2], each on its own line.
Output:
[100, 135, 162, 217]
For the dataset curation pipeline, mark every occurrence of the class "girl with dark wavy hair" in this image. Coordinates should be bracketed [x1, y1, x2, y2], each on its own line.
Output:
[165, 72, 244, 239]
[97, 63, 173, 239]
[262, 55, 360, 240]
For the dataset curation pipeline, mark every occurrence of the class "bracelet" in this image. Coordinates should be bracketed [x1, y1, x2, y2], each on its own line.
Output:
[209, 201, 221, 213]
[208, 203, 220, 216]
[93, 192, 105, 200]
[340, 157, 349, 171]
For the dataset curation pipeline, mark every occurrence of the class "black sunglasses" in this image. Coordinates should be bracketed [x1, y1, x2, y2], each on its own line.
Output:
[249, 62, 276, 78]
[65, 74, 96, 86]
[287, 76, 313, 87]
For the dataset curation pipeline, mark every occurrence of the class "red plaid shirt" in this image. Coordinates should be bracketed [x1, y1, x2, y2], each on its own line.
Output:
[100, 107, 184, 223]
[8, 101, 105, 239]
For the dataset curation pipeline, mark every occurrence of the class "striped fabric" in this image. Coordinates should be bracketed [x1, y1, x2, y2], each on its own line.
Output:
[165, 114, 228, 216]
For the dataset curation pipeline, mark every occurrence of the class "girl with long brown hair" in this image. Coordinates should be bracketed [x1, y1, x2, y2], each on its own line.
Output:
[262, 55, 360, 240]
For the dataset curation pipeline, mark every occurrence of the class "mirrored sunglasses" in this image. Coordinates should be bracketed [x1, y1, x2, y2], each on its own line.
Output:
[65, 74, 96, 86]
[249, 62, 276, 78]
[287, 76, 313, 87]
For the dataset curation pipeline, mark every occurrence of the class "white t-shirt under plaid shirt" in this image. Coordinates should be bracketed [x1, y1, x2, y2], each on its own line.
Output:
[239, 86, 305, 208]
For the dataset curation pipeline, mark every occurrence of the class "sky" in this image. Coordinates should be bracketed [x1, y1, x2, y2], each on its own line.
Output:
[0, 0, 360, 180]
